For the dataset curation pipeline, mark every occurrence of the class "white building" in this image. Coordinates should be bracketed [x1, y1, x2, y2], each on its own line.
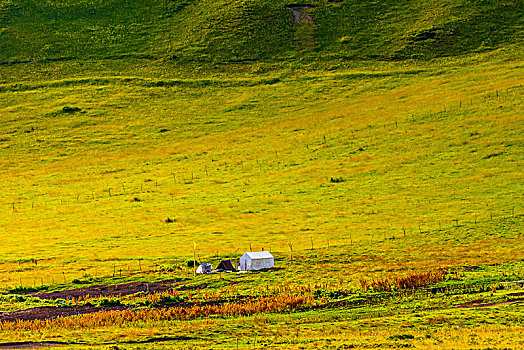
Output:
[239, 251, 274, 271]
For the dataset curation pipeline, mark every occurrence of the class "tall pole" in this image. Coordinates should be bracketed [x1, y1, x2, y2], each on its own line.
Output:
[193, 242, 197, 276]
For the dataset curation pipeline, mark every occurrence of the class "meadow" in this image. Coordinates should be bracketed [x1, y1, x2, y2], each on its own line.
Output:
[0, 0, 523, 347]
[1, 49, 522, 283]
[0, 48, 522, 348]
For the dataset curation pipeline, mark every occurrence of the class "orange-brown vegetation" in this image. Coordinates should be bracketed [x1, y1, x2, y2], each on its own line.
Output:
[359, 268, 447, 292]
[0, 286, 318, 332]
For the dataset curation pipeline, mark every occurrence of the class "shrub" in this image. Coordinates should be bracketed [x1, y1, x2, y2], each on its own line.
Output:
[61, 106, 81, 113]
[10, 295, 26, 303]
[9, 285, 47, 294]
[186, 260, 200, 267]
[389, 334, 415, 340]
[158, 293, 183, 304]
[96, 298, 122, 307]
[156, 264, 180, 272]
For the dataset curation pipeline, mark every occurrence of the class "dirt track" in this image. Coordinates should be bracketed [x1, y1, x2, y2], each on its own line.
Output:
[0, 280, 229, 323]
[0, 341, 69, 349]
[0, 304, 136, 322]
[27, 280, 199, 300]
[0, 337, 195, 349]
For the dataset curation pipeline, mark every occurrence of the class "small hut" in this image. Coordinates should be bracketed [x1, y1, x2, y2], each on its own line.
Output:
[239, 251, 274, 271]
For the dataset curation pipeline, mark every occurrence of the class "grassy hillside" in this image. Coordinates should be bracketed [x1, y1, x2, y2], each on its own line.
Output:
[0, 0, 522, 64]
[0, 51, 522, 283]
[0, 0, 523, 348]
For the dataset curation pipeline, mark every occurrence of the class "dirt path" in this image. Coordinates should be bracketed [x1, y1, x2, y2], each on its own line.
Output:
[0, 304, 137, 322]
[424, 293, 524, 312]
[27, 280, 190, 300]
[0, 337, 195, 349]
[285, 4, 316, 23]
[0, 342, 68, 349]
[455, 297, 524, 309]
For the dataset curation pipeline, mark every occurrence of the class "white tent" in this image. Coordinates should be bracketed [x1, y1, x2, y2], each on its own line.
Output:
[239, 251, 274, 271]
[196, 263, 213, 274]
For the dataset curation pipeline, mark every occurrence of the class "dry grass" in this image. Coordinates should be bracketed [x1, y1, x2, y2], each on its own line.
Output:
[359, 268, 448, 292]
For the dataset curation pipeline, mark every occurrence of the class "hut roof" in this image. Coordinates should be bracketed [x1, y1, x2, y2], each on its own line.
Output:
[242, 251, 274, 260]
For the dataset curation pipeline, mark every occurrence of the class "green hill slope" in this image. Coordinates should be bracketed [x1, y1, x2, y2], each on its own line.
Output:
[0, 2, 523, 348]
[1, 0, 522, 64]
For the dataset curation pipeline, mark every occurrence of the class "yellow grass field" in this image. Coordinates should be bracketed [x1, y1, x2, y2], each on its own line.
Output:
[0, 48, 523, 348]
